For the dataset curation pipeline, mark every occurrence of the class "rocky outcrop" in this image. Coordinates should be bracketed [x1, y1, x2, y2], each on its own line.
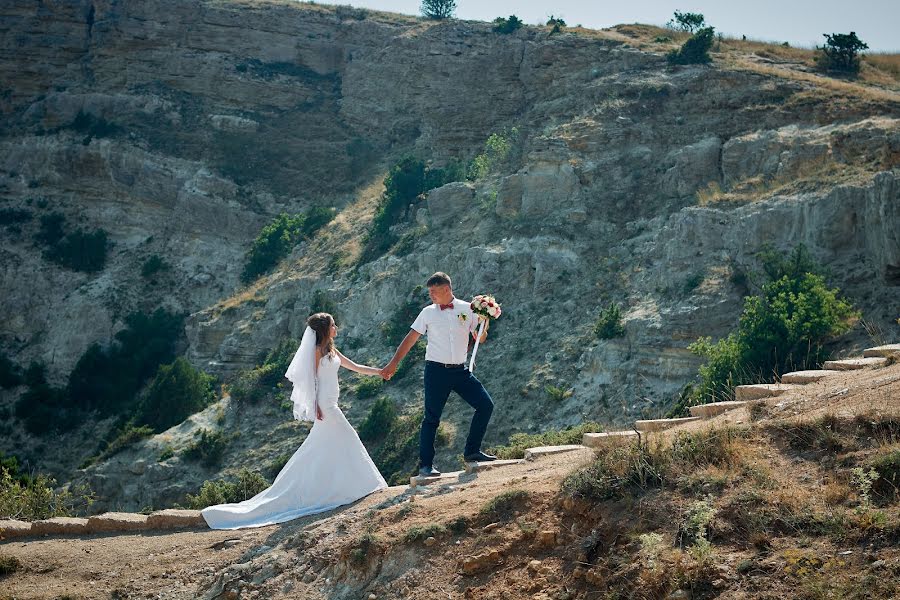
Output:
[1, 0, 898, 504]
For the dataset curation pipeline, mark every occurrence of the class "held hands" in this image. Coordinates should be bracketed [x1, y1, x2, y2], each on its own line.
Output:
[381, 362, 397, 381]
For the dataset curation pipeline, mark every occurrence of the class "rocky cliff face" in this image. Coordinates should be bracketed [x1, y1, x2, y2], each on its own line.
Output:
[1, 0, 898, 509]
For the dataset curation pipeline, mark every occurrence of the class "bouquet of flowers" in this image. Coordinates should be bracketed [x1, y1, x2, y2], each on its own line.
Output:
[468, 294, 501, 372]
[471, 294, 502, 320]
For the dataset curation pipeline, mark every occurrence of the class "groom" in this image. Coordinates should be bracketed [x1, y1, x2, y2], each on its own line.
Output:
[382, 272, 496, 477]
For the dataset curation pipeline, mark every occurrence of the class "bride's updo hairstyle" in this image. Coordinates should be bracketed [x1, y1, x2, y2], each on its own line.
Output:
[307, 312, 335, 356]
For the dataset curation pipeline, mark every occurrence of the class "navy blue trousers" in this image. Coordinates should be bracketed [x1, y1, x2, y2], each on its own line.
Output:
[419, 361, 494, 468]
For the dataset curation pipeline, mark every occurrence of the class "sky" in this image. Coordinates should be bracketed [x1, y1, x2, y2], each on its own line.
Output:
[334, 0, 900, 52]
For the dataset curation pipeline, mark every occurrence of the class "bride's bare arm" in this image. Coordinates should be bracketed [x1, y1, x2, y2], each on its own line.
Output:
[335, 349, 381, 377]
[314, 347, 323, 420]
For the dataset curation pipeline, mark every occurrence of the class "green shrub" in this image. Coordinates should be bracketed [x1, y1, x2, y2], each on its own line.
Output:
[310, 290, 339, 320]
[229, 338, 297, 404]
[466, 129, 519, 181]
[404, 523, 447, 542]
[545, 384, 573, 402]
[241, 208, 335, 283]
[480, 489, 529, 520]
[870, 449, 900, 503]
[134, 358, 216, 432]
[0, 454, 24, 485]
[363, 158, 461, 260]
[594, 304, 625, 339]
[393, 339, 426, 381]
[381, 287, 427, 346]
[420, 0, 455, 19]
[686, 246, 856, 406]
[34, 212, 109, 272]
[95, 424, 154, 461]
[35, 213, 65, 246]
[45, 228, 109, 272]
[492, 15, 522, 34]
[185, 468, 269, 509]
[349, 531, 381, 565]
[546, 15, 566, 27]
[358, 396, 397, 441]
[0, 466, 93, 520]
[687, 334, 751, 404]
[141, 255, 170, 278]
[229, 369, 268, 404]
[15, 362, 72, 436]
[0, 353, 22, 388]
[265, 452, 292, 479]
[0, 207, 31, 227]
[365, 157, 425, 256]
[371, 409, 449, 485]
[0, 553, 22, 576]
[816, 32, 868, 75]
[667, 27, 715, 65]
[683, 272, 704, 293]
[490, 422, 604, 459]
[356, 377, 385, 400]
[666, 10, 706, 32]
[562, 429, 743, 502]
[182, 429, 229, 468]
[66, 308, 183, 417]
[68, 110, 122, 142]
[738, 272, 855, 374]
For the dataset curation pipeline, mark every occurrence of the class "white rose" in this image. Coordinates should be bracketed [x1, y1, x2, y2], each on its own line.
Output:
[488, 306, 499, 318]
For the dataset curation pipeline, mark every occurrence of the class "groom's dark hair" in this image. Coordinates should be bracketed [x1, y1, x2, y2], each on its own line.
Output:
[426, 272, 452, 287]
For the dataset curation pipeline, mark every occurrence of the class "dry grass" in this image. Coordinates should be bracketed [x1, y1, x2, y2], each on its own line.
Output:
[863, 53, 900, 81]
[226, 0, 420, 25]
[728, 56, 900, 101]
[695, 154, 877, 206]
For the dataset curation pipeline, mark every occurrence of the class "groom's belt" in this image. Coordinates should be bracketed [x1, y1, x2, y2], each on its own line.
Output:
[425, 360, 466, 369]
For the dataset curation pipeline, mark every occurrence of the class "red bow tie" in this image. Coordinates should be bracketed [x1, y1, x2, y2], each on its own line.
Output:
[439, 303, 454, 311]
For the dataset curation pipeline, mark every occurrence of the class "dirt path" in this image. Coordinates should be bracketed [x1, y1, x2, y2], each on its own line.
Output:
[3, 365, 898, 600]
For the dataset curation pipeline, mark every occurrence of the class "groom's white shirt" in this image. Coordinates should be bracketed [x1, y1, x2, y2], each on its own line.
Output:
[411, 297, 478, 365]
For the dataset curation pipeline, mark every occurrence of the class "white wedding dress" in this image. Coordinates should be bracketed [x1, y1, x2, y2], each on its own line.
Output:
[202, 353, 388, 530]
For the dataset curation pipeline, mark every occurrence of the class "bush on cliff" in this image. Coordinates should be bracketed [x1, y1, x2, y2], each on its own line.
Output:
[36, 213, 109, 273]
[66, 308, 184, 417]
[420, 0, 456, 20]
[816, 32, 869, 75]
[492, 15, 522, 34]
[135, 358, 216, 433]
[241, 207, 335, 283]
[667, 27, 715, 65]
[684, 245, 857, 407]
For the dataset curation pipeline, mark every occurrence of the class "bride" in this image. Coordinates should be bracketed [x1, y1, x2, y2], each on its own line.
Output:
[202, 312, 388, 530]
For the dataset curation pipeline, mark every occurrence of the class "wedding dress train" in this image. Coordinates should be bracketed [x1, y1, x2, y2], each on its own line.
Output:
[201, 353, 387, 530]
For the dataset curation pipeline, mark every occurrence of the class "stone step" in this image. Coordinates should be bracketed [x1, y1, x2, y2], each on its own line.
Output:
[582, 431, 639, 448]
[410, 470, 466, 488]
[464, 459, 523, 474]
[734, 383, 799, 401]
[863, 344, 900, 358]
[634, 417, 700, 432]
[0, 519, 32, 539]
[146, 509, 207, 530]
[524, 445, 584, 460]
[30, 517, 89, 536]
[781, 370, 838, 384]
[823, 357, 888, 371]
[86, 512, 149, 533]
[689, 400, 748, 418]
